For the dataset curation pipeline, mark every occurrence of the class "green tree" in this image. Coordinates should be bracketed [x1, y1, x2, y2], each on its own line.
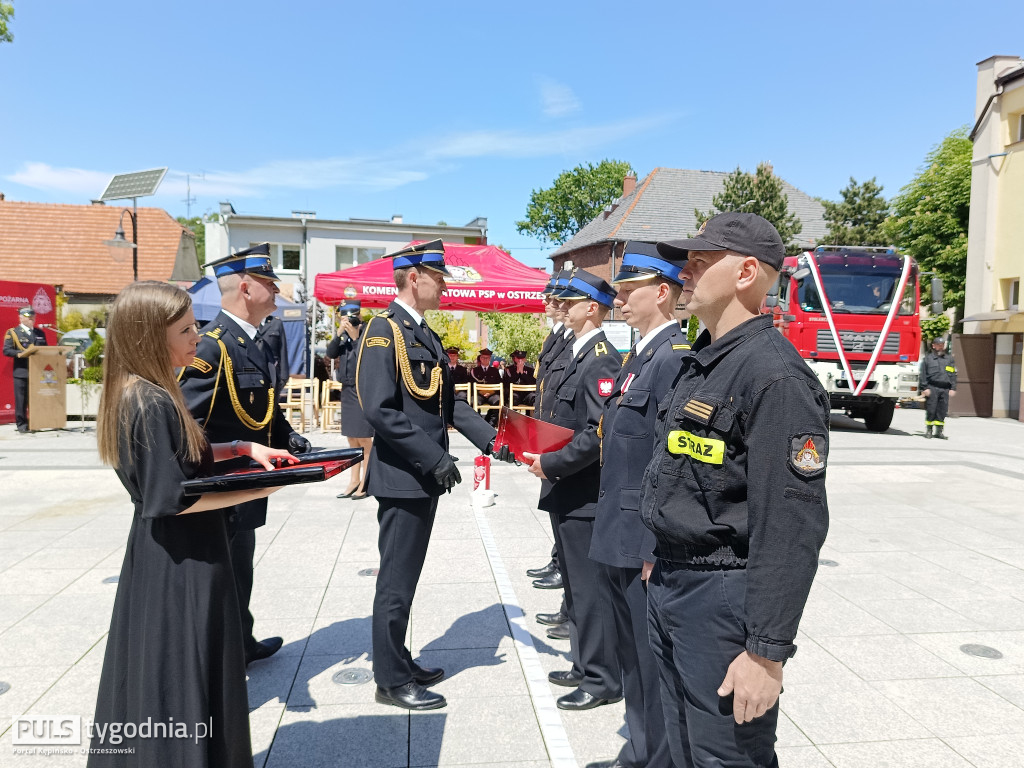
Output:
[882, 128, 971, 317]
[695, 162, 802, 248]
[820, 177, 889, 246]
[480, 312, 547, 362]
[424, 310, 474, 356]
[177, 215, 209, 265]
[0, 2, 14, 44]
[516, 159, 633, 246]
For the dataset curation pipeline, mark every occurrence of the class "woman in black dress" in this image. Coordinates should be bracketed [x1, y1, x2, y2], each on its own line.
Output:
[326, 303, 373, 499]
[89, 282, 295, 768]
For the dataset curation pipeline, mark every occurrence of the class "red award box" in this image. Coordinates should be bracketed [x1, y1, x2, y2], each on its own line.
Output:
[493, 407, 574, 456]
[181, 447, 363, 496]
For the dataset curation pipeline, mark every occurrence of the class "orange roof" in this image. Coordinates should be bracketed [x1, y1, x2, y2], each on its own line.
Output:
[0, 199, 196, 295]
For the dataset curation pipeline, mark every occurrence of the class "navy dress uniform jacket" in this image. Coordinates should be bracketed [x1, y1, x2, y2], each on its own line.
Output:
[536, 330, 574, 421]
[326, 331, 360, 385]
[538, 331, 622, 518]
[178, 311, 297, 530]
[4, 325, 48, 377]
[355, 302, 495, 499]
[591, 324, 690, 567]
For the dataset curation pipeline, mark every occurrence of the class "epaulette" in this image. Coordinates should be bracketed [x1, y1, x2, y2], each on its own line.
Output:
[672, 343, 691, 350]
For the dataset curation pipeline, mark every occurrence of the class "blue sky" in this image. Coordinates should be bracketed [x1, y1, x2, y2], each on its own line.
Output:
[2, 1, 1022, 268]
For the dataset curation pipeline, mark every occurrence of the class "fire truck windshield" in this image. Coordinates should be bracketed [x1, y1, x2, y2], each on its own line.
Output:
[795, 265, 915, 315]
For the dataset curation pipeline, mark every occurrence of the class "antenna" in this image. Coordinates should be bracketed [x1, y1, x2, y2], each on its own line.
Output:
[182, 172, 204, 218]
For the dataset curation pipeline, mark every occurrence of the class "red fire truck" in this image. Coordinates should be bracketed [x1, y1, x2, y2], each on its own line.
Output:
[765, 245, 924, 432]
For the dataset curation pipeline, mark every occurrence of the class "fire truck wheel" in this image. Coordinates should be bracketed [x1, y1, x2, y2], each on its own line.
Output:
[864, 401, 896, 433]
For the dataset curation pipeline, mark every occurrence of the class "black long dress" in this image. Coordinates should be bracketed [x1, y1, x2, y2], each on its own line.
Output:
[88, 382, 252, 768]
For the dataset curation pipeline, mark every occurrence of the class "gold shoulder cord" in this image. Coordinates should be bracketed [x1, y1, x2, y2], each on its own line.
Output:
[8, 329, 25, 351]
[387, 318, 442, 400]
[216, 339, 274, 431]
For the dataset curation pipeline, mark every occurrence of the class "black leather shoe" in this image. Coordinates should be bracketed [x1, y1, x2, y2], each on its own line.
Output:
[532, 571, 563, 589]
[556, 688, 622, 711]
[546, 623, 570, 640]
[526, 559, 558, 578]
[375, 681, 447, 710]
[548, 669, 582, 687]
[245, 636, 283, 665]
[412, 665, 445, 686]
[536, 610, 568, 626]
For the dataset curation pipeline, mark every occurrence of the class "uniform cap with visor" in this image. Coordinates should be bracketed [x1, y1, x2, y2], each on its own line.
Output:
[555, 268, 617, 308]
[656, 211, 786, 271]
[18, 307, 36, 317]
[385, 239, 452, 277]
[205, 243, 280, 280]
[613, 241, 686, 286]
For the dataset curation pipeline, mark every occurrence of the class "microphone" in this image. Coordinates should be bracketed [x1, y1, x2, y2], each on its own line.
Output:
[37, 323, 57, 330]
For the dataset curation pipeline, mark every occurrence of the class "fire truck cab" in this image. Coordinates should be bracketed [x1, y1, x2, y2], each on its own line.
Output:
[765, 246, 922, 432]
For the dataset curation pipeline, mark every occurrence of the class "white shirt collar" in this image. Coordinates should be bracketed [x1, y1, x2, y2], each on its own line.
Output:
[552, 321, 563, 334]
[635, 320, 678, 355]
[571, 327, 603, 358]
[20, 323, 33, 333]
[222, 310, 258, 340]
[393, 298, 425, 328]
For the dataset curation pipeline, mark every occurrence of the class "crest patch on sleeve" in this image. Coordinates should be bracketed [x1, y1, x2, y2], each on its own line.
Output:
[791, 434, 826, 474]
[598, 378, 614, 396]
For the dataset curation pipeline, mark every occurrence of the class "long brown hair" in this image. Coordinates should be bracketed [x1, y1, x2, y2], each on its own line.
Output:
[96, 282, 206, 467]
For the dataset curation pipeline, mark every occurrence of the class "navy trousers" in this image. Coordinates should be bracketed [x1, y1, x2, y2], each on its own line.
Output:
[648, 562, 779, 768]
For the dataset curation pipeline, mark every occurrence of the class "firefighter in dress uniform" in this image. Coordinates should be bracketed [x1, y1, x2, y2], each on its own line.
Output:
[177, 243, 312, 666]
[920, 337, 957, 439]
[354, 239, 513, 711]
[3, 307, 48, 433]
[522, 268, 624, 712]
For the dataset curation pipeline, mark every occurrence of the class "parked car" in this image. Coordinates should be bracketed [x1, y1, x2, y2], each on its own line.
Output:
[59, 328, 105, 358]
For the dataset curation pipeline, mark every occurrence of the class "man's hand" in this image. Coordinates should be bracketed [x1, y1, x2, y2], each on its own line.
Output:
[949, 390, 956, 397]
[521, 452, 547, 479]
[641, 560, 655, 583]
[922, 388, 931, 397]
[288, 433, 312, 454]
[486, 440, 516, 464]
[717, 651, 783, 724]
[431, 453, 462, 492]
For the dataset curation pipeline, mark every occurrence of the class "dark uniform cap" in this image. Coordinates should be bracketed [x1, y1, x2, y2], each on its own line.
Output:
[339, 301, 361, 315]
[551, 269, 572, 295]
[18, 306, 35, 317]
[542, 273, 558, 296]
[932, 337, 947, 345]
[511, 350, 527, 359]
[657, 212, 785, 271]
[613, 241, 686, 285]
[478, 348, 493, 356]
[385, 239, 452, 277]
[445, 346, 461, 355]
[556, 268, 618, 308]
[205, 243, 280, 280]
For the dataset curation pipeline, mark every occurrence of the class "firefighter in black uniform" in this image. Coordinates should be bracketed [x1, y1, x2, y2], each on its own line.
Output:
[178, 244, 312, 666]
[522, 268, 623, 712]
[921, 337, 957, 439]
[3, 307, 48, 432]
[641, 213, 830, 768]
[589, 242, 689, 768]
[355, 239, 512, 711]
[327, 301, 374, 498]
[504, 350, 536, 407]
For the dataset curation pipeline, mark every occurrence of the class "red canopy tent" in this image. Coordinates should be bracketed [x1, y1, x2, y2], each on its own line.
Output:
[314, 243, 548, 313]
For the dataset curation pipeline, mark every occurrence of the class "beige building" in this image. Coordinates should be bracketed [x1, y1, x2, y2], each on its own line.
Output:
[964, 55, 1024, 420]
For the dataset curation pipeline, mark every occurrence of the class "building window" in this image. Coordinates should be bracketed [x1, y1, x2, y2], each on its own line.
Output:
[282, 248, 301, 271]
[1018, 114, 1024, 143]
[1011, 279, 1020, 311]
[335, 246, 385, 270]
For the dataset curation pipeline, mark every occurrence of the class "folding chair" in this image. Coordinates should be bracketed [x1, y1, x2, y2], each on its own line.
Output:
[454, 382, 472, 403]
[508, 384, 536, 415]
[473, 383, 504, 421]
[281, 376, 315, 433]
[320, 380, 344, 433]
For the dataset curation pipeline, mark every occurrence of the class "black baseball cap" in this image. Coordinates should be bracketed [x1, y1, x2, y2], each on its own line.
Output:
[657, 212, 785, 271]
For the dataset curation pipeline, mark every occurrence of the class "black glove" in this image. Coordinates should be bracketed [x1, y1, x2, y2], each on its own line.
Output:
[288, 433, 312, 454]
[486, 439, 516, 464]
[431, 453, 462, 493]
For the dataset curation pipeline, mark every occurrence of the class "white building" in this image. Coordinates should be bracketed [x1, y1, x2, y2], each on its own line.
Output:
[205, 204, 488, 300]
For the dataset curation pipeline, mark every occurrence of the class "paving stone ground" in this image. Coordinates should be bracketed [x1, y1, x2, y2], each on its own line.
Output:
[2, 407, 1024, 767]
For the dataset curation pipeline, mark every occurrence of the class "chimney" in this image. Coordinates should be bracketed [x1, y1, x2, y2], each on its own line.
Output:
[90, 199, 105, 205]
[622, 172, 637, 197]
[0, 192, 5, 201]
[391, 214, 404, 224]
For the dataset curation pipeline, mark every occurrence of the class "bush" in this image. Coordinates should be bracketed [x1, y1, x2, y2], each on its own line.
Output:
[83, 327, 104, 368]
[920, 314, 951, 349]
[81, 366, 103, 384]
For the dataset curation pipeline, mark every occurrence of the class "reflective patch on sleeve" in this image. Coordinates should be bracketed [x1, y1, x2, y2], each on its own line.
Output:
[366, 338, 391, 348]
[188, 358, 213, 373]
[666, 430, 725, 464]
[945, 365, 956, 373]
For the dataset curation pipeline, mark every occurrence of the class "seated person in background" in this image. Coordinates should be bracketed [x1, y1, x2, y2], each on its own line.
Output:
[504, 350, 536, 407]
[471, 348, 503, 421]
[446, 346, 471, 401]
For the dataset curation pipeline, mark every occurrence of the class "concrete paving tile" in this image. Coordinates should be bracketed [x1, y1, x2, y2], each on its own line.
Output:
[419, 556, 494, 586]
[420, 763, 550, 768]
[250, 617, 317, 659]
[429, 521, 482, 541]
[14, 547, 115, 571]
[774, 746, 836, 767]
[25, 660, 101, 718]
[860, 598, 978, 633]
[977, 674, 1024, 708]
[783, 637, 860, 686]
[816, 634, 962, 681]
[409, 694, 547, 766]
[24, 592, 115, 629]
[425, 537, 485, 561]
[822, 573, 926, 604]
[0, 567, 82, 596]
[0, 624, 103, 668]
[415, 639, 527, 700]
[250, 586, 326, 620]
[0, 529, 65, 553]
[944, 732, 1024, 768]
[917, 549, 1024, 583]
[907, 631, 1024, 676]
[339, 535, 382, 563]
[797, 587, 897, 638]
[0, 665, 68, 722]
[247, 652, 303, 710]
[987, 548, 1024, 569]
[412, 603, 510, 653]
[286, 654, 376, 708]
[253, 562, 336, 588]
[249, 701, 285, 768]
[780, 680, 931, 743]
[58, 569, 123, 596]
[776, 710, 812, 747]
[318, 584, 376, 617]
[48, 527, 124, 550]
[819, 738, 973, 767]
[303, 615, 373, 659]
[934, 596, 1024, 630]
[557, 700, 628, 766]
[872, 677, 1024, 737]
[328, 562, 382, 588]
[265, 704, 410, 768]
[0, 593, 51, 633]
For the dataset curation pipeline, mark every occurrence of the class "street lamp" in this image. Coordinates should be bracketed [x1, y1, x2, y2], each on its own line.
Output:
[104, 209, 138, 281]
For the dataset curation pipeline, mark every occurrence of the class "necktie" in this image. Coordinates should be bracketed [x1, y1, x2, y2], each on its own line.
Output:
[420, 320, 440, 357]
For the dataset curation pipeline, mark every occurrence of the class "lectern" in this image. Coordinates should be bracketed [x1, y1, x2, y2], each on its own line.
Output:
[21, 346, 73, 431]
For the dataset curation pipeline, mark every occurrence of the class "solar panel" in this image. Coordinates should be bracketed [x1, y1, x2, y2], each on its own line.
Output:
[99, 168, 168, 201]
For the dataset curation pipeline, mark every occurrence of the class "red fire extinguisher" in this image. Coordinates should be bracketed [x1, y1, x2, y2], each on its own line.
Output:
[473, 454, 491, 490]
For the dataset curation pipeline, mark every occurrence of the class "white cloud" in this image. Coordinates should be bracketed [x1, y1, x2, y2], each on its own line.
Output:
[5, 115, 668, 200]
[538, 77, 581, 117]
